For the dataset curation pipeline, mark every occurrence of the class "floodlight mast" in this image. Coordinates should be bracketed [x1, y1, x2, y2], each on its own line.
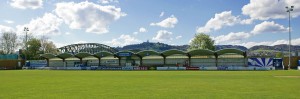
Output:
[24, 27, 29, 50]
[286, 6, 293, 70]
[23, 27, 29, 64]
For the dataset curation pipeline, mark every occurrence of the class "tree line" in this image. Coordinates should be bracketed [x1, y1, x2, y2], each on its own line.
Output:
[0, 31, 216, 59]
[0, 32, 58, 60]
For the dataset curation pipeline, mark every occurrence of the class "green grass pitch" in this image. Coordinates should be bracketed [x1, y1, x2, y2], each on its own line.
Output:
[0, 70, 299, 99]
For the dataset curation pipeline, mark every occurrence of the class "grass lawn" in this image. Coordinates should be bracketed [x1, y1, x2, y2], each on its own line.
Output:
[0, 70, 299, 99]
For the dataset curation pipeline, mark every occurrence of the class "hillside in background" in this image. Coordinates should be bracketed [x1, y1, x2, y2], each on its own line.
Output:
[116, 42, 300, 54]
[248, 44, 300, 52]
[215, 45, 247, 51]
[116, 41, 189, 52]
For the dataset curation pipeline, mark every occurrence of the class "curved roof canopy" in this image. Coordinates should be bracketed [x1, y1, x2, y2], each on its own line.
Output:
[116, 51, 135, 57]
[188, 49, 215, 56]
[57, 53, 73, 59]
[136, 50, 160, 57]
[41, 48, 248, 59]
[94, 51, 114, 58]
[216, 49, 245, 56]
[58, 43, 118, 54]
[161, 49, 186, 57]
[40, 53, 56, 59]
[74, 52, 92, 59]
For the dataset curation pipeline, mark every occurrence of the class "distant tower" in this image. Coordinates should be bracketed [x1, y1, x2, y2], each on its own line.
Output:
[147, 40, 149, 43]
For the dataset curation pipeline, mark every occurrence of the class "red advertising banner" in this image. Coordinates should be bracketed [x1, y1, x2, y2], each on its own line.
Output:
[186, 67, 199, 70]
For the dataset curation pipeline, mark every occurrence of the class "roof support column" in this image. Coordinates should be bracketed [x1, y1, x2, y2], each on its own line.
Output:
[118, 57, 121, 66]
[216, 57, 218, 67]
[62, 58, 66, 67]
[187, 54, 191, 67]
[163, 56, 166, 66]
[46, 58, 49, 67]
[79, 58, 83, 65]
[160, 54, 166, 66]
[188, 56, 191, 67]
[136, 55, 143, 66]
[140, 57, 143, 66]
[214, 53, 218, 67]
[75, 55, 83, 65]
[98, 57, 101, 66]
[243, 52, 247, 67]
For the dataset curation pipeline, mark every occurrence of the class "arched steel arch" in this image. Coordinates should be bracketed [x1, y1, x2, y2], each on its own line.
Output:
[58, 43, 118, 54]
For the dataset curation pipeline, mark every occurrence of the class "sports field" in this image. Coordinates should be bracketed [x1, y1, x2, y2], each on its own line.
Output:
[0, 70, 299, 99]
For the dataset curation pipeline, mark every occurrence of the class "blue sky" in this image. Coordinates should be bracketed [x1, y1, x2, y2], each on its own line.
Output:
[0, 0, 299, 48]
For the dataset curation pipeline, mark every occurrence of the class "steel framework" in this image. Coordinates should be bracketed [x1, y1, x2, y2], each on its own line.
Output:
[58, 43, 118, 54]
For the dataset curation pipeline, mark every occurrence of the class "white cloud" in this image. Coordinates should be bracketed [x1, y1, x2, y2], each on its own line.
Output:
[291, 38, 300, 45]
[98, 0, 119, 4]
[51, 40, 68, 48]
[75, 40, 88, 44]
[196, 11, 240, 33]
[251, 21, 288, 35]
[242, 0, 300, 20]
[133, 27, 147, 35]
[0, 25, 15, 33]
[152, 30, 173, 41]
[10, 0, 43, 9]
[213, 32, 251, 44]
[54, 1, 126, 34]
[150, 15, 178, 28]
[16, 13, 63, 36]
[65, 32, 71, 35]
[212, 21, 289, 46]
[133, 32, 138, 35]
[139, 27, 147, 33]
[240, 18, 254, 25]
[239, 38, 300, 48]
[104, 34, 141, 47]
[4, 20, 14, 24]
[52, 40, 97, 48]
[54, 43, 65, 48]
[159, 12, 164, 17]
[175, 35, 182, 39]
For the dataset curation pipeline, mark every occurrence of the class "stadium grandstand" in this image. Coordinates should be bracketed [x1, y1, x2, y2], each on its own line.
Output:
[40, 43, 249, 68]
[18, 43, 297, 70]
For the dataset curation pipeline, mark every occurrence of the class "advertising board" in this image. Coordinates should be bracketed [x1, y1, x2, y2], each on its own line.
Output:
[157, 67, 168, 70]
[122, 66, 133, 70]
[199, 67, 217, 70]
[217, 66, 228, 70]
[133, 67, 148, 70]
[29, 60, 47, 67]
[157, 67, 186, 70]
[90, 66, 98, 70]
[177, 67, 186, 70]
[273, 58, 283, 70]
[98, 66, 122, 70]
[186, 67, 199, 70]
[248, 58, 273, 67]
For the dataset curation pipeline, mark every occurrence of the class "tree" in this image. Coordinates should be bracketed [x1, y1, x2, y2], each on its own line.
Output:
[275, 52, 283, 58]
[189, 33, 215, 51]
[39, 36, 58, 54]
[25, 38, 41, 59]
[0, 50, 4, 54]
[0, 32, 19, 54]
[20, 33, 34, 50]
